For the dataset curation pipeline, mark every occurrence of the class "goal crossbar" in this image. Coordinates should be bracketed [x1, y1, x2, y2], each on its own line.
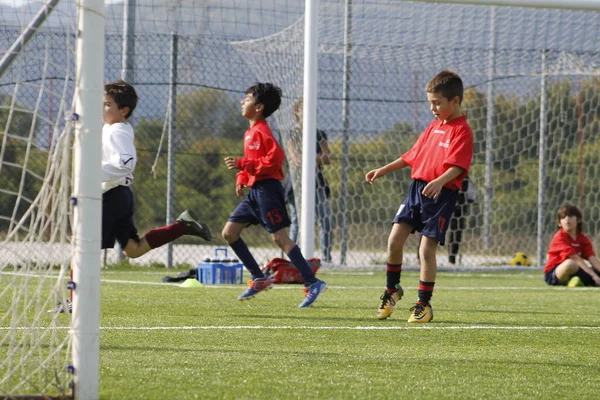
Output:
[400, 0, 600, 11]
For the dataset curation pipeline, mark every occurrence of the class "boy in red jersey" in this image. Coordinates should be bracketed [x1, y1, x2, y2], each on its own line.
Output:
[365, 70, 473, 322]
[544, 204, 600, 287]
[223, 83, 327, 307]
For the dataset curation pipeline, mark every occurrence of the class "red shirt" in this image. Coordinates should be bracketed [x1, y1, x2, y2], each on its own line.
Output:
[544, 229, 595, 273]
[235, 120, 285, 187]
[401, 115, 473, 190]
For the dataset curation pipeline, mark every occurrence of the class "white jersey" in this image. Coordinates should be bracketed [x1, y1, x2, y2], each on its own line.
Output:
[101, 122, 137, 193]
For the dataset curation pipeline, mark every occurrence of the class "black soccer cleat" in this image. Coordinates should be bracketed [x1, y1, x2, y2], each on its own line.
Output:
[177, 210, 213, 241]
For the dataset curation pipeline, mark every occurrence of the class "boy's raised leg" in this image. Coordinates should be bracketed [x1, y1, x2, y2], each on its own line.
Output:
[177, 210, 213, 240]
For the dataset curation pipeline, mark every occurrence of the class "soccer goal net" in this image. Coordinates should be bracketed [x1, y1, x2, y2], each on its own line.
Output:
[231, 1, 600, 267]
[0, 0, 76, 397]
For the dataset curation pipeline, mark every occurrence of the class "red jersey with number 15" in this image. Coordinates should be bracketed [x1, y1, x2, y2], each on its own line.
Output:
[401, 115, 473, 191]
[235, 119, 285, 187]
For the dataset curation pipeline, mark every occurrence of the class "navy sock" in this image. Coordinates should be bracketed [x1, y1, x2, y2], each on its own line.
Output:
[287, 245, 318, 285]
[230, 238, 265, 280]
[386, 262, 402, 292]
[417, 280, 435, 304]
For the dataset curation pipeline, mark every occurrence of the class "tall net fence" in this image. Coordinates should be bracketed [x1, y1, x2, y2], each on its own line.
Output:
[231, 2, 600, 268]
[115, 1, 600, 269]
[1, 2, 600, 270]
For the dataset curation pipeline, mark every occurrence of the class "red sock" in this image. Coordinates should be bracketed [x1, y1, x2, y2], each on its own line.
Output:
[144, 222, 185, 249]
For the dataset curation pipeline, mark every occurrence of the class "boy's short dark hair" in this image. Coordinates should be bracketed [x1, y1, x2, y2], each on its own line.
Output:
[105, 79, 138, 119]
[557, 203, 583, 233]
[246, 82, 282, 118]
[425, 70, 464, 104]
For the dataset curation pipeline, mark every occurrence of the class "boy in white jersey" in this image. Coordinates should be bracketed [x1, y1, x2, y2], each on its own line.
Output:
[51, 80, 212, 313]
[101, 80, 212, 257]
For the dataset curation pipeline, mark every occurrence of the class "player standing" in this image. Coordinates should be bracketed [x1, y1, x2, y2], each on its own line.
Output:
[365, 70, 473, 322]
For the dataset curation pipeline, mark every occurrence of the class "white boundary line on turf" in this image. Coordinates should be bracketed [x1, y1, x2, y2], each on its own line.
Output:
[101, 325, 600, 330]
[3, 272, 599, 291]
[2, 325, 600, 331]
[98, 279, 600, 290]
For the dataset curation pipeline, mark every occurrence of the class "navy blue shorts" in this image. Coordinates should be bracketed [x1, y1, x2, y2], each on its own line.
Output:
[544, 266, 597, 286]
[228, 179, 291, 234]
[102, 186, 140, 249]
[393, 180, 458, 246]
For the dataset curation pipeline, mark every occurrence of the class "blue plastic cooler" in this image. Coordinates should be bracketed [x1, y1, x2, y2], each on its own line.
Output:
[197, 248, 243, 284]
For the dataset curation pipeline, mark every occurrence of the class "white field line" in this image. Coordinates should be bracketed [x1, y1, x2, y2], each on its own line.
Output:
[2, 325, 599, 331]
[105, 279, 600, 291]
[1, 271, 598, 291]
[98, 279, 600, 291]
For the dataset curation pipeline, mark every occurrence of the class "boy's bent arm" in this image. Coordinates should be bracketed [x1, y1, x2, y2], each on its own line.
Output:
[434, 166, 465, 186]
[235, 170, 249, 187]
[421, 166, 465, 199]
[587, 255, 600, 274]
[379, 157, 409, 175]
[569, 254, 599, 278]
[365, 157, 408, 184]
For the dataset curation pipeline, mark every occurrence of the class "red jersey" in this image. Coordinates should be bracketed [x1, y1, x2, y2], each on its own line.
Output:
[401, 115, 473, 190]
[235, 120, 285, 187]
[544, 229, 595, 273]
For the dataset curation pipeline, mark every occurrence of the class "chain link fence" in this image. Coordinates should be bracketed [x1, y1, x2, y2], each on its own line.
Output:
[1, 1, 600, 269]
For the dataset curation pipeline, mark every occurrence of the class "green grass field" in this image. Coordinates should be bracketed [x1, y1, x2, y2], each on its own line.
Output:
[80, 269, 600, 400]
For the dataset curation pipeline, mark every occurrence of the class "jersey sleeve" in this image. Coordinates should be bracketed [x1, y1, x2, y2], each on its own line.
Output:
[443, 125, 473, 172]
[235, 170, 250, 186]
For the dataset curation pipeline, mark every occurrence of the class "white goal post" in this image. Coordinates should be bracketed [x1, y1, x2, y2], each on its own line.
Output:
[71, 0, 104, 398]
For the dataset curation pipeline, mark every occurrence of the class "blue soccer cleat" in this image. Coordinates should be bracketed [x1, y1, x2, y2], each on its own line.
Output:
[298, 279, 328, 308]
[238, 276, 274, 300]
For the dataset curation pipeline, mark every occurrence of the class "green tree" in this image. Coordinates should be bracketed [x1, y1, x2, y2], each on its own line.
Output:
[176, 88, 247, 141]
[131, 88, 277, 247]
